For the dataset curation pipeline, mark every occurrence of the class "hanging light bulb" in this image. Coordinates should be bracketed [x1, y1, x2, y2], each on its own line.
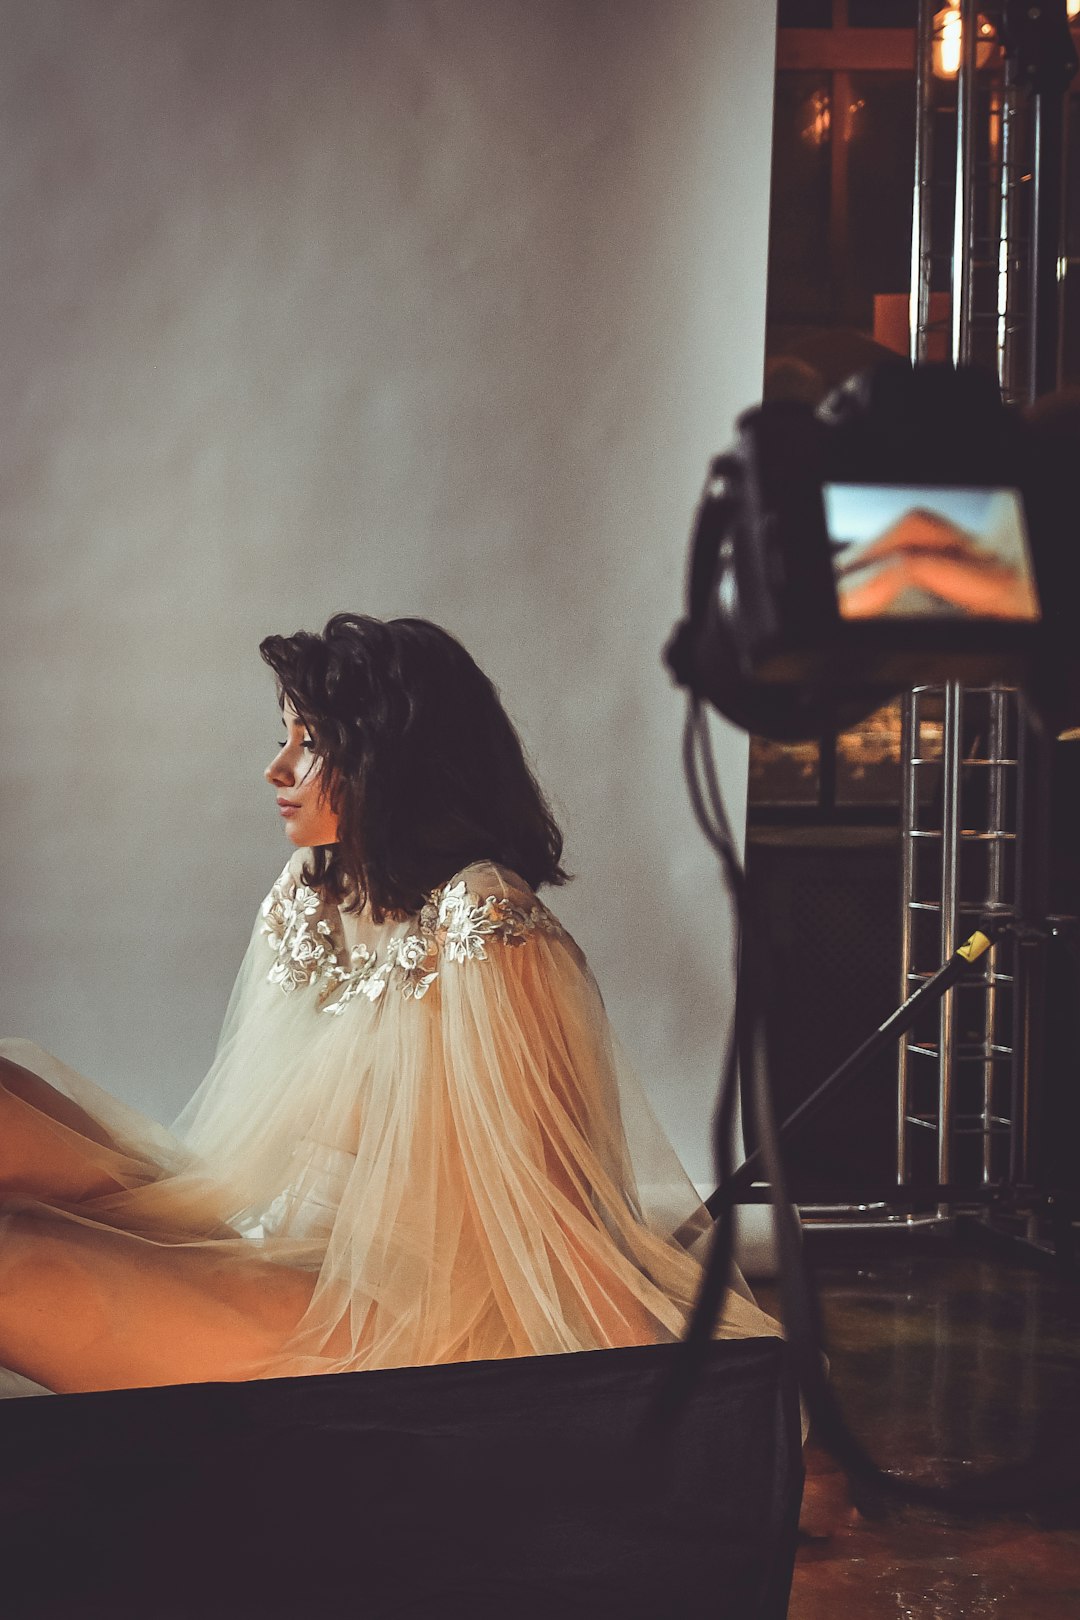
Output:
[1068, 0, 1080, 22]
[934, 1, 962, 76]
[801, 88, 831, 147]
[932, 1, 997, 78]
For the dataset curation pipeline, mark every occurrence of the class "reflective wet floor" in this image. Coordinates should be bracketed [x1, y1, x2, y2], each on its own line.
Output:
[764, 1226, 1080, 1617]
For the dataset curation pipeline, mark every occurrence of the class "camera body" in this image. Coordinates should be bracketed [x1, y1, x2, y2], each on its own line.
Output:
[673, 364, 1079, 739]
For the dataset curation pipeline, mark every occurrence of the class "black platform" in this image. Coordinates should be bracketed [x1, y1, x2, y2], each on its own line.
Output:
[0, 1338, 802, 1619]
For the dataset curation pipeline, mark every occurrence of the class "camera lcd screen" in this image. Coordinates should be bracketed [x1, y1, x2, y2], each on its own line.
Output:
[823, 484, 1040, 622]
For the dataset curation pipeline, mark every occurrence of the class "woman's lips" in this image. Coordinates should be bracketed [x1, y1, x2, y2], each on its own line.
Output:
[277, 800, 301, 817]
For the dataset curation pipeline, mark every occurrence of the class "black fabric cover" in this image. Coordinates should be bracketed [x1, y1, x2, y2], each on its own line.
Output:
[0, 1338, 803, 1619]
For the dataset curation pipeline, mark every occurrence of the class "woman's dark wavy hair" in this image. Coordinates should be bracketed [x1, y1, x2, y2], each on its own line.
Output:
[259, 614, 569, 920]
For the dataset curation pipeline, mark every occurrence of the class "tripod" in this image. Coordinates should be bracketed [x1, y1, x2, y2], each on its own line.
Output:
[711, 899, 1079, 1267]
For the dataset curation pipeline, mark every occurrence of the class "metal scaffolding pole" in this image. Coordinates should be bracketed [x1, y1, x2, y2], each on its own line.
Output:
[894, 2, 1077, 1218]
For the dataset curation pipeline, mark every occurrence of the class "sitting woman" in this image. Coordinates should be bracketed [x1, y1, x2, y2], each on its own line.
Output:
[0, 613, 777, 1393]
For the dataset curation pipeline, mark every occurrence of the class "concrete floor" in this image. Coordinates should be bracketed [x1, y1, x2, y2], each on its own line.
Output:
[765, 1227, 1080, 1617]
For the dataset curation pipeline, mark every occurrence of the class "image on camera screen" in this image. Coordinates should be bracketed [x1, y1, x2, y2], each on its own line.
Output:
[823, 483, 1040, 622]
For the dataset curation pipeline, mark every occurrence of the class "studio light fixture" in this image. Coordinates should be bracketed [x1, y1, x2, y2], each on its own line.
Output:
[932, 0, 997, 78]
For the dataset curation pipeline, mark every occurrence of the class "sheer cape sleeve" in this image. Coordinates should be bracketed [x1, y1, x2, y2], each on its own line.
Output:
[182, 857, 778, 1375]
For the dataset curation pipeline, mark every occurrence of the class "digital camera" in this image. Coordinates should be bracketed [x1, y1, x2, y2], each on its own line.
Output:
[667, 364, 1080, 739]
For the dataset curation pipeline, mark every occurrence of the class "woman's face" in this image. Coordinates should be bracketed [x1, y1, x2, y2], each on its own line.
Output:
[265, 697, 340, 848]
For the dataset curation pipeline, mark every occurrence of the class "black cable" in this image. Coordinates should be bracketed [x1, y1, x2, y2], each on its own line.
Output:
[680, 695, 1080, 1515]
[651, 706, 742, 1420]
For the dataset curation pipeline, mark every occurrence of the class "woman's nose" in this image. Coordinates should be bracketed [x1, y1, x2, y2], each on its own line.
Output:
[265, 748, 295, 787]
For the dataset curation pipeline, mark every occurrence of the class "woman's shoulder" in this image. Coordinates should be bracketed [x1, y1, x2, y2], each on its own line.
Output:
[421, 861, 564, 958]
[260, 855, 536, 927]
[432, 860, 535, 906]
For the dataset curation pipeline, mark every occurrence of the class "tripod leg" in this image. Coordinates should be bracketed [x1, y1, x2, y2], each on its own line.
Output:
[714, 923, 999, 1212]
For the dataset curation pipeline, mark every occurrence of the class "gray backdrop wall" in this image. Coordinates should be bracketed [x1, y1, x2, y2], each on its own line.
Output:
[0, 0, 776, 1190]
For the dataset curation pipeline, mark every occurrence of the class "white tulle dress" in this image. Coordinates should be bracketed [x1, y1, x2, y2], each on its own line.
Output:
[0, 856, 777, 1393]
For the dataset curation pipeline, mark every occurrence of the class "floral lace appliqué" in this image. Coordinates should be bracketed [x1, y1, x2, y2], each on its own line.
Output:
[261, 869, 557, 1013]
[418, 880, 559, 963]
[262, 881, 333, 994]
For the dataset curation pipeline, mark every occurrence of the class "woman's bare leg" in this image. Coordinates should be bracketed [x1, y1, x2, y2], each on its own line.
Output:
[0, 1054, 129, 1203]
[0, 1212, 315, 1391]
[0, 1056, 317, 1391]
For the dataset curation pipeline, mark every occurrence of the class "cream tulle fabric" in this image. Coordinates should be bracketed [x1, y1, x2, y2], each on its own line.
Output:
[0, 857, 777, 1393]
